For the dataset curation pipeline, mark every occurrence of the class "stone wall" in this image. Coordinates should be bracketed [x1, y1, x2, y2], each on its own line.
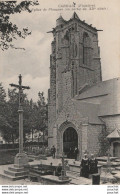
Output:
[81, 124, 88, 156]
[48, 42, 56, 147]
[53, 99, 86, 156]
[54, 17, 102, 114]
[62, 71, 72, 105]
[48, 104, 56, 147]
[87, 124, 103, 156]
[48, 14, 103, 152]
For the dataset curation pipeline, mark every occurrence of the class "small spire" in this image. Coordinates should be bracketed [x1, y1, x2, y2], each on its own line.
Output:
[57, 14, 64, 20]
[56, 14, 65, 26]
[71, 12, 80, 20]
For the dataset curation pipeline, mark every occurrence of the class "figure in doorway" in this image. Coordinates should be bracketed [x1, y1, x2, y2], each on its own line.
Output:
[89, 154, 98, 175]
[74, 146, 78, 161]
[67, 147, 72, 158]
[51, 145, 56, 159]
[80, 153, 89, 178]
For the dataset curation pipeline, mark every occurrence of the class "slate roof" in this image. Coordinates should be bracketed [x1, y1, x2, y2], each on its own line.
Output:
[107, 128, 120, 139]
[75, 77, 120, 116]
[75, 79, 115, 100]
[71, 99, 103, 125]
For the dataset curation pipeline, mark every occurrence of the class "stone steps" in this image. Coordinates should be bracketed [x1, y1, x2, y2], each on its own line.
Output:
[114, 173, 120, 182]
[111, 170, 120, 175]
[66, 171, 80, 179]
[0, 172, 28, 181]
[97, 157, 118, 162]
[0, 165, 29, 181]
[70, 177, 92, 185]
[8, 166, 24, 172]
[98, 161, 120, 167]
[4, 170, 28, 177]
[28, 155, 37, 160]
[115, 159, 120, 162]
[115, 167, 120, 171]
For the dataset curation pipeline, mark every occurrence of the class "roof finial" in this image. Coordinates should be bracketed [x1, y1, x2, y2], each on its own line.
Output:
[71, 12, 80, 20]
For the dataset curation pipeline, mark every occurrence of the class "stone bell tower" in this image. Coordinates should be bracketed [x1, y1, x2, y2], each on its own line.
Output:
[48, 12, 102, 148]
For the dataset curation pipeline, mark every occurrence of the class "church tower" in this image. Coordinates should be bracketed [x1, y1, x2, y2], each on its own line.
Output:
[48, 12, 102, 147]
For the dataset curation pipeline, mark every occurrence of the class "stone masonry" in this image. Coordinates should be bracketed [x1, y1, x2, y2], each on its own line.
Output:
[48, 12, 120, 159]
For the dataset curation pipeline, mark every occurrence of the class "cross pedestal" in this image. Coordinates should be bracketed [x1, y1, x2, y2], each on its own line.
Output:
[10, 75, 30, 168]
[14, 153, 28, 168]
[14, 107, 28, 167]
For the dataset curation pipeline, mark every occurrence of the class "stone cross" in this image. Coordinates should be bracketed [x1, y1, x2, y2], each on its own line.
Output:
[10, 74, 30, 154]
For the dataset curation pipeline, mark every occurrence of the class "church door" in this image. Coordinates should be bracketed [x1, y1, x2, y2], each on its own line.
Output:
[113, 142, 120, 157]
[63, 127, 78, 158]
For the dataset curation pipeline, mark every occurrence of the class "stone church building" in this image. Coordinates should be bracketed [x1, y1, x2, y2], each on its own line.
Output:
[48, 12, 120, 159]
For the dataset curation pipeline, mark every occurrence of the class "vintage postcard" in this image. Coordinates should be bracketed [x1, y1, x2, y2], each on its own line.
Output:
[0, 0, 120, 192]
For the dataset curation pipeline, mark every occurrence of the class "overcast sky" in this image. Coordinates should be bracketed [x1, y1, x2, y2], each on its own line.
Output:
[0, 0, 120, 101]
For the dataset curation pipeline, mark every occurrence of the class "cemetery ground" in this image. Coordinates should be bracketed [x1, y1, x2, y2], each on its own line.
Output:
[0, 146, 120, 185]
[0, 155, 93, 185]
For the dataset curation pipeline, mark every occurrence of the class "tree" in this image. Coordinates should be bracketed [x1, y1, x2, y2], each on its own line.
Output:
[26, 92, 48, 144]
[0, 1, 39, 50]
[1, 88, 27, 144]
[6, 88, 33, 145]
[0, 83, 9, 130]
[0, 86, 48, 146]
[36, 92, 48, 143]
[23, 98, 35, 143]
[5, 88, 19, 144]
[98, 125, 110, 156]
[26, 99, 38, 142]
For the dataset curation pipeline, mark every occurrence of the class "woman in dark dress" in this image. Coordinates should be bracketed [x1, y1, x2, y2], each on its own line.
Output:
[55, 163, 62, 176]
[74, 146, 78, 161]
[89, 154, 98, 175]
[80, 154, 89, 178]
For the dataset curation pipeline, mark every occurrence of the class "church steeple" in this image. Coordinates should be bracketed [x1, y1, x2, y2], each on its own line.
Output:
[49, 12, 102, 116]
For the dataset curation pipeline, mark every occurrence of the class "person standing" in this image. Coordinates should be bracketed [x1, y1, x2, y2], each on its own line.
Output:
[89, 154, 98, 175]
[55, 163, 62, 176]
[74, 146, 78, 161]
[51, 145, 56, 158]
[80, 153, 89, 178]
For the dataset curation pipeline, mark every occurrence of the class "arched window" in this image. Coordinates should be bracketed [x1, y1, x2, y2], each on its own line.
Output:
[83, 32, 90, 65]
[71, 62, 77, 97]
[75, 65, 77, 95]
[71, 62, 74, 97]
